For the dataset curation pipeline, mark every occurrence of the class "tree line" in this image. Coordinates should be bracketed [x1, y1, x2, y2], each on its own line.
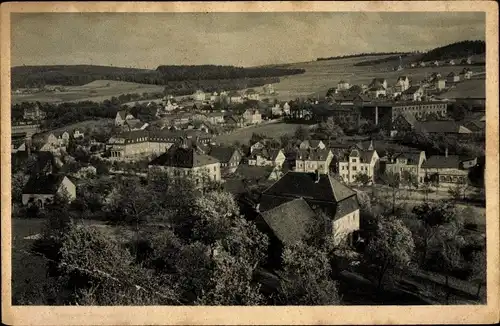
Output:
[11, 64, 305, 89]
[418, 40, 485, 62]
[317, 51, 411, 61]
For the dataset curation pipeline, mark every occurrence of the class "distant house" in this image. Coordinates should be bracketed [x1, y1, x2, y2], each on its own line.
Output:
[433, 60, 440, 66]
[250, 140, 268, 154]
[228, 91, 243, 104]
[414, 120, 473, 136]
[394, 76, 411, 93]
[248, 148, 286, 167]
[429, 72, 442, 82]
[392, 113, 419, 133]
[338, 149, 379, 184]
[298, 139, 326, 150]
[464, 120, 485, 134]
[435, 79, 446, 90]
[22, 174, 76, 207]
[448, 59, 456, 66]
[401, 85, 424, 102]
[245, 89, 260, 101]
[148, 144, 221, 184]
[422, 152, 476, 189]
[242, 109, 262, 125]
[115, 110, 135, 126]
[258, 171, 360, 247]
[73, 165, 97, 179]
[419, 61, 426, 67]
[194, 89, 206, 102]
[460, 68, 473, 80]
[385, 151, 427, 184]
[295, 148, 333, 174]
[447, 72, 460, 83]
[125, 119, 149, 131]
[282, 102, 291, 115]
[208, 146, 242, 174]
[337, 80, 350, 91]
[73, 129, 85, 139]
[206, 112, 225, 125]
[223, 114, 244, 128]
[23, 105, 46, 121]
[369, 78, 388, 90]
[368, 85, 386, 98]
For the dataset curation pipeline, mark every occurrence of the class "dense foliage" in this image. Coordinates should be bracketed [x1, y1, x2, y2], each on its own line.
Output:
[418, 40, 485, 62]
[317, 51, 411, 61]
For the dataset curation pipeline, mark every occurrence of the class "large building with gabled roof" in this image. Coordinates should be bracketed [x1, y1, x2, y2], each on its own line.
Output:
[148, 144, 221, 184]
[258, 171, 360, 246]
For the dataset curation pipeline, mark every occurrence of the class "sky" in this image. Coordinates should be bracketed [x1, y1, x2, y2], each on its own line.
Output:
[11, 12, 485, 69]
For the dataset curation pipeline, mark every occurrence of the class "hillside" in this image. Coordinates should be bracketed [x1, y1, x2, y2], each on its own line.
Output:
[316, 52, 410, 61]
[11, 64, 305, 89]
[417, 40, 485, 62]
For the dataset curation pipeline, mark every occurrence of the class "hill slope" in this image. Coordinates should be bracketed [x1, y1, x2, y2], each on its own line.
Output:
[418, 40, 485, 62]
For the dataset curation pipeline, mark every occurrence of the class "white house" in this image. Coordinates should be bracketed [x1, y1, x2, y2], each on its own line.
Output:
[242, 109, 262, 125]
[338, 149, 380, 184]
[73, 129, 84, 139]
[337, 80, 350, 91]
[194, 90, 206, 102]
[115, 110, 136, 126]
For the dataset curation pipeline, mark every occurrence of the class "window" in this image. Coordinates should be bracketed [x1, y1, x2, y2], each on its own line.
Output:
[352, 158, 357, 163]
[352, 166, 357, 171]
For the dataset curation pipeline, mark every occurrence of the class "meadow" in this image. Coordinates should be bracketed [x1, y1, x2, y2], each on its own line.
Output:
[11, 80, 165, 105]
[258, 56, 486, 101]
[215, 122, 310, 145]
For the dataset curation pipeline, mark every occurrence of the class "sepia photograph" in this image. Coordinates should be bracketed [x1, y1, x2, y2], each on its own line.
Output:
[1, 1, 499, 325]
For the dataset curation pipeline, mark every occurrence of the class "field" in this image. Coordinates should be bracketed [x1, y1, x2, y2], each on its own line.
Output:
[258, 55, 486, 101]
[438, 75, 486, 99]
[215, 121, 310, 145]
[11, 80, 165, 105]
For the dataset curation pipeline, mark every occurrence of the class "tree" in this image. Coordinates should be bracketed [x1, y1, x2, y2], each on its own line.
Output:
[365, 217, 415, 290]
[380, 172, 401, 213]
[354, 173, 371, 186]
[294, 125, 310, 141]
[401, 170, 418, 191]
[412, 201, 457, 265]
[469, 250, 486, 299]
[319, 117, 344, 140]
[277, 241, 341, 305]
[11, 172, 28, 204]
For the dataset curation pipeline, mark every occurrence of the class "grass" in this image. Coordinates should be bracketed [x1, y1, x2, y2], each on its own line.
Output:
[438, 77, 486, 99]
[12, 80, 164, 105]
[215, 122, 310, 145]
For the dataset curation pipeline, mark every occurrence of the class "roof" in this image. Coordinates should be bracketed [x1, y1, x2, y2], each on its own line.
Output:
[415, 121, 472, 134]
[338, 80, 348, 84]
[402, 86, 422, 95]
[349, 149, 376, 163]
[125, 119, 146, 129]
[396, 113, 418, 127]
[369, 86, 386, 91]
[297, 148, 331, 161]
[391, 152, 422, 165]
[447, 72, 456, 77]
[149, 146, 219, 168]
[117, 110, 131, 120]
[235, 164, 274, 181]
[209, 146, 238, 163]
[262, 171, 356, 204]
[260, 198, 318, 245]
[421, 155, 461, 169]
[397, 76, 409, 81]
[22, 174, 67, 195]
[251, 148, 283, 161]
[300, 139, 324, 148]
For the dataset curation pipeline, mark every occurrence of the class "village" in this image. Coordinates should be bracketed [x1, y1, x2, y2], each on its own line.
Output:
[10, 43, 487, 306]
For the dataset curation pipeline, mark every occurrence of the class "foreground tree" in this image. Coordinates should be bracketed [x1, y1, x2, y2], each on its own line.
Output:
[469, 250, 486, 299]
[380, 172, 401, 213]
[276, 241, 341, 305]
[365, 217, 415, 290]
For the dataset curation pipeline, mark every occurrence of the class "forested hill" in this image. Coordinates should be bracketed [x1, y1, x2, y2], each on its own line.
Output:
[11, 64, 305, 89]
[418, 40, 485, 62]
[155, 65, 305, 81]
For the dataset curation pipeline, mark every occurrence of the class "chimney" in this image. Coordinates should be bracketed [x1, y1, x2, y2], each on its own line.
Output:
[445, 147, 448, 158]
[315, 169, 320, 183]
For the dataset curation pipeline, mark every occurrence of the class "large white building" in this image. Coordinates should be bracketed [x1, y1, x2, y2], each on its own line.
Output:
[338, 149, 379, 184]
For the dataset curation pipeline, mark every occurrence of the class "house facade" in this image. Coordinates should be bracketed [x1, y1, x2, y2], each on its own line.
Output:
[23, 105, 46, 121]
[115, 110, 136, 126]
[248, 148, 286, 167]
[148, 145, 221, 184]
[394, 76, 411, 93]
[447, 72, 460, 83]
[338, 149, 379, 184]
[242, 109, 262, 125]
[208, 146, 242, 174]
[385, 151, 427, 184]
[421, 154, 474, 189]
[295, 148, 333, 174]
[401, 86, 424, 102]
[337, 80, 350, 91]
